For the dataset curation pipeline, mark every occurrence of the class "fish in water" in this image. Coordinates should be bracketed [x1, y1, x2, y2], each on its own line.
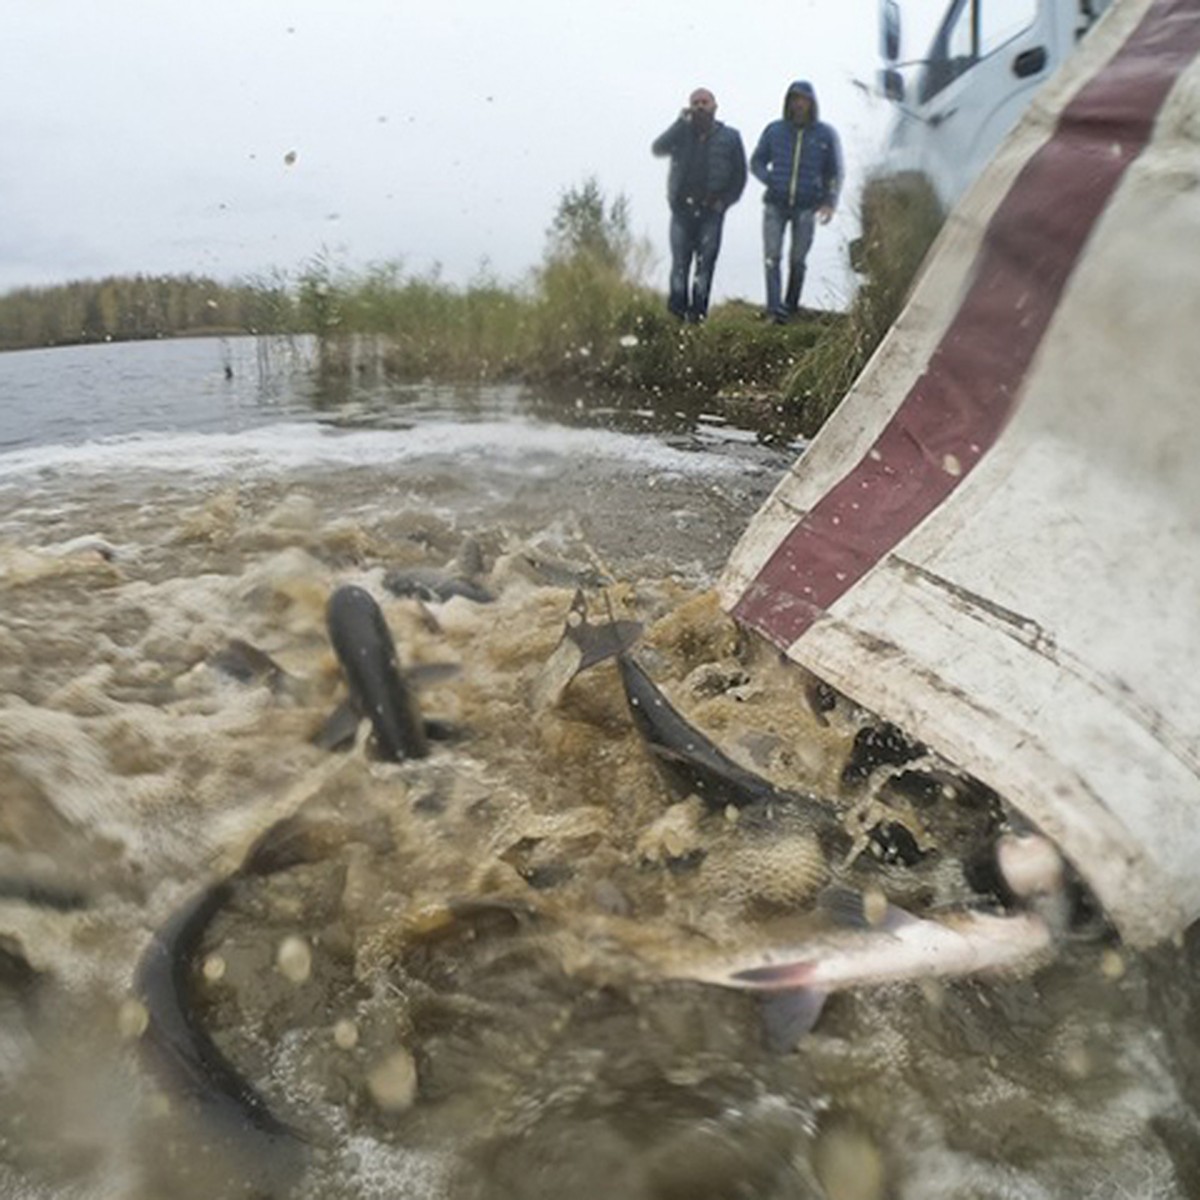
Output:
[325, 584, 430, 761]
[208, 638, 291, 693]
[382, 566, 494, 605]
[134, 817, 329, 1143]
[0, 877, 89, 912]
[383, 535, 495, 604]
[506, 544, 612, 591]
[670, 832, 1064, 1049]
[617, 654, 847, 851]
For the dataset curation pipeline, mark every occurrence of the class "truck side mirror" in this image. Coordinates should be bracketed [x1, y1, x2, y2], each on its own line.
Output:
[880, 68, 906, 103]
[882, 0, 902, 63]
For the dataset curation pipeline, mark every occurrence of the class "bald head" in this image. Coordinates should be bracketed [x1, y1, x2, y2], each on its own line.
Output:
[687, 88, 716, 132]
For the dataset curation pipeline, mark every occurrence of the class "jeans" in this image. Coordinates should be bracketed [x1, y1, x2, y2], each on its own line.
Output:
[762, 203, 816, 318]
[668, 204, 725, 322]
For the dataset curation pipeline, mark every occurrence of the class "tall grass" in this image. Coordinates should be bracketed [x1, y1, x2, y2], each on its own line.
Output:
[297, 178, 844, 411]
[297, 256, 835, 403]
[294, 173, 938, 434]
[780, 174, 944, 435]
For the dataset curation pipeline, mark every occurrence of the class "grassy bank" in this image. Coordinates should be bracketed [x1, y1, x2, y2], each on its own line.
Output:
[299, 257, 839, 418]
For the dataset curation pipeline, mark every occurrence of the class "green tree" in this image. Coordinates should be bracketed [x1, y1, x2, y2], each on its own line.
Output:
[545, 176, 635, 274]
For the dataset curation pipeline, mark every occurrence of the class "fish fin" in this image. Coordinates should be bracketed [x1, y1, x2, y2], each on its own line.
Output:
[312, 699, 361, 752]
[532, 591, 642, 710]
[530, 637, 586, 711]
[818, 886, 915, 933]
[729, 959, 819, 989]
[563, 589, 643, 671]
[572, 619, 643, 670]
[406, 661, 462, 690]
[455, 535, 486, 580]
[240, 817, 325, 877]
[761, 988, 829, 1051]
[817, 886, 874, 928]
[422, 717, 468, 744]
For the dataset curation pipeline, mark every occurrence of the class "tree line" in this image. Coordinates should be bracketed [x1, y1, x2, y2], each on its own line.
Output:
[0, 273, 298, 351]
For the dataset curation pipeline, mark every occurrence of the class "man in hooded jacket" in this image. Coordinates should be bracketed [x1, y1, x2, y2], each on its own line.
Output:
[651, 87, 747, 322]
[750, 80, 842, 321]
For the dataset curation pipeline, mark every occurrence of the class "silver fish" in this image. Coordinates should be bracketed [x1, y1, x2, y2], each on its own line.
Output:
[669, 868, 1057, 1050]
[675, 900, 1052, 993]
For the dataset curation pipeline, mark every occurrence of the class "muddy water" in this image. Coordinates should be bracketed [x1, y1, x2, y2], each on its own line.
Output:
[0, 337, 1198, 1199]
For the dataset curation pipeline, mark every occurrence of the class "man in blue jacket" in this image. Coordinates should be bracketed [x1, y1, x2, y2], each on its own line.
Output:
[750, 81, 842, 322]
[652, 88, 747, 322]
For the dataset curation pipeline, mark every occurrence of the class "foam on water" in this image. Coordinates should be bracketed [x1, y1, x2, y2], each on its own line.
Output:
[0, 418, 754, 489]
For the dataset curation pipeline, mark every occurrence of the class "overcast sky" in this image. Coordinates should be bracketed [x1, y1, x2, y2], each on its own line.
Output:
[1, 1, 942, 309]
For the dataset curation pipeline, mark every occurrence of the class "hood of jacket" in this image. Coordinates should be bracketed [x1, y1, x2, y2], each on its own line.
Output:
[782, 80, 819, 123]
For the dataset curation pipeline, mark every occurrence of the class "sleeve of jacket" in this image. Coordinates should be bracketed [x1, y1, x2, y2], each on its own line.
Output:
[651, 119, 686, 157]
[749, 125, 772, 185]
[822, 126, 844, 209]
[726, 131, 748, 206]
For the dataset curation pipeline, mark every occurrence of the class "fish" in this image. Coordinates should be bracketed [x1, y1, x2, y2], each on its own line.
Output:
[670, 834, 1065, 1049]
[382, 566, 494, 605]
[208, 638, 291, 692]
[47, 533, 119, 562]
[383, 535, 495, 604]
[508, 545, 611, 591]
[0, 877, 89, 911]
[134, 816, 328, 1143]
[325, 584, 429, 761]
[617, 654, 847, 851]
[672, 891, 1053, 1050]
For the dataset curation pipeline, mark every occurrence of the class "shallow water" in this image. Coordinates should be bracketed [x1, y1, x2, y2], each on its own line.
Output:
[0, 337, 1198, 1199]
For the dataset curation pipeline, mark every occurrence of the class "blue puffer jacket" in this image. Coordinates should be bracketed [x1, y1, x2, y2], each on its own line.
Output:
[750, 81, 842, 212]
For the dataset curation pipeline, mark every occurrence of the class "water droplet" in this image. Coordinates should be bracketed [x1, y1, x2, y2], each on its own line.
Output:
[117, 998, 149, 1040]
[333, 1019, 360, 1050]
[276, 935, 312, 984]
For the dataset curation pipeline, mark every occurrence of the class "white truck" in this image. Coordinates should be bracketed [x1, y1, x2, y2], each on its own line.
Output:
[723, 0, 1200, 949]
[872, 0, 1113, 213]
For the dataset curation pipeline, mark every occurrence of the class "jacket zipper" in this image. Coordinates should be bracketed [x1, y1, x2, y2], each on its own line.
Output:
[787, 129, 805, 208]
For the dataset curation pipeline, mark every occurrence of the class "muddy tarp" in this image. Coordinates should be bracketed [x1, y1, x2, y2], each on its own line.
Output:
[720, 0, 1200, 948]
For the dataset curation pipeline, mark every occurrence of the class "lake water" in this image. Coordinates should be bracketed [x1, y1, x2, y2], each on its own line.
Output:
[0, 335, 1196, 1200]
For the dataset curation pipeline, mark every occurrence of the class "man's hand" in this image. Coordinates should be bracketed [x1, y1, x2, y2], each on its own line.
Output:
[817, 205, 835, 225]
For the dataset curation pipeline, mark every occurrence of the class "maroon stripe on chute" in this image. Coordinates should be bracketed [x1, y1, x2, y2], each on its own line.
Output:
[733, 0, 1200, 648]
